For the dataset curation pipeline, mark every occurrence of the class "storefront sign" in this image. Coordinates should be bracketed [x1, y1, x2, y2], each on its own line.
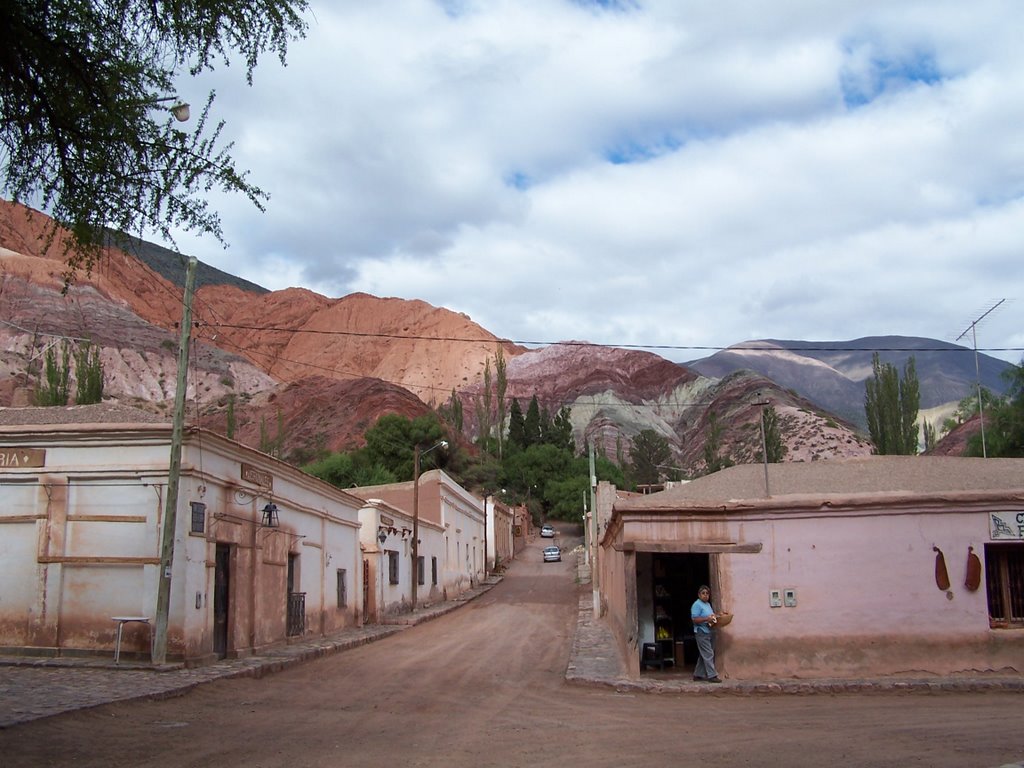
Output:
[989, 511, 1024, 540]
[241, 463, 273, 490]
[0, 448, 45, 468]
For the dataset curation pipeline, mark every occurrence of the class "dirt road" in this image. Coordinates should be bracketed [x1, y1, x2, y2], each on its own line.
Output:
[2, 534, 1022, 767]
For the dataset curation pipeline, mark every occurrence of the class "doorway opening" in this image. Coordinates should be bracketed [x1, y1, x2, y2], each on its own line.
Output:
[638, 552, 710, 672]
[213, 544, 231, 659]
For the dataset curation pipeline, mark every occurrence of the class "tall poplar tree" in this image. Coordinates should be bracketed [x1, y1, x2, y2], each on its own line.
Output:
[495, 348, 508, 458]
[864, 353, 920, 454]
[762, 404, 785, 463]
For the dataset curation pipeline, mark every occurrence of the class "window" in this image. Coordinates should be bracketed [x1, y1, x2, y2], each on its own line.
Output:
[431, 556, 438, 586]
[336, 569, 347, 608]
[986, 544, 1024, 626]
[190, 501, 206, 534]
[388, 550, 399, 585]
[417, 555, 425, 586]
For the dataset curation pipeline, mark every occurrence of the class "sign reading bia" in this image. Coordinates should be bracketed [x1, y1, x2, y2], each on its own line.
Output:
[0, 448, 45, 468]
[989, 511, 1024, 540]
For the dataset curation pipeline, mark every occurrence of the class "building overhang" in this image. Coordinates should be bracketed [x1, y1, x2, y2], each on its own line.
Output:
[616, 541, 762, 554]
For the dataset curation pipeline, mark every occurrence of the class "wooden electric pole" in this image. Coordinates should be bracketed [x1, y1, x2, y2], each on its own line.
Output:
[153, 256, 198, 665]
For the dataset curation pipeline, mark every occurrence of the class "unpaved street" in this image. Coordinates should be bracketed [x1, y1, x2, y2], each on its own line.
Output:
[2, 534, 1022, 768]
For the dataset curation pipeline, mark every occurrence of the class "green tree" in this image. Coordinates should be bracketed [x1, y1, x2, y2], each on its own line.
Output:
[507, 398, 526, 450]
[922, 418, 937, 453]
[966, 361, 1024, 457]
[629, 429, 672, 485]
[942, 388, 999, 435]
[702, 411, 733, 474]
[73, 341, 104, 404]
[438, 389, 464, 434]
[34, 342, 71, 406]
[524, 395, 542, 447]
[495, 347, 508, 458]
[304, 451, 397, 489]
[762, 404, 785, 463]
[1, 0, 308, 275]
[362, 413, 448, 480]
[225, 395, 237, 440]
[864, 353, 920, 454]
[544, 454, 627, 520]
[475, 358, 494, 452]
[547, 406, 575, 453]
[258, 408, 286, 458]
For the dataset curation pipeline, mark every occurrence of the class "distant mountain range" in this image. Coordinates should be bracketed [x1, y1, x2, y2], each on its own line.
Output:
[688, 338, 1012, 430]
[0, 200, 1010, 472]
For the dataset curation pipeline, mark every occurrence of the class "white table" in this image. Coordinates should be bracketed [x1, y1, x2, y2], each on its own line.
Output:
[111, 616, 150, 664]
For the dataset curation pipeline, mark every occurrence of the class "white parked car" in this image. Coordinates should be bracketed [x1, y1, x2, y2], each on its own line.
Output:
[540, 524, 555, 538]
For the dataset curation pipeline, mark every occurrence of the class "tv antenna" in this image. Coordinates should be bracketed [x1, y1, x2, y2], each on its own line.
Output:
[955, 299, 1005, 458]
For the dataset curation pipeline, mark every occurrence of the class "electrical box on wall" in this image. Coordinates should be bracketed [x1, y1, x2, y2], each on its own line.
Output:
[769, 589, 782, 607]
[784, 588, 797, 607]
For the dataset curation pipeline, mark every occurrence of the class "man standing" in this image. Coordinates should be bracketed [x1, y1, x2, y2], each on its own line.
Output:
[691, 585, 721, 683]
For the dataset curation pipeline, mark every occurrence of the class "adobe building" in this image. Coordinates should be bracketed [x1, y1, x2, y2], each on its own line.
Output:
[597, 456, 1024, 680]
[357, 497, 446, 620]
[349, 469, 487, 598]
[0, 406, 364, 665]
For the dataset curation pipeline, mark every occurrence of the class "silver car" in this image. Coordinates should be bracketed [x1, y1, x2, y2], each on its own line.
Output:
[543, 546, 561, 562]
[540, 524, 555, 538]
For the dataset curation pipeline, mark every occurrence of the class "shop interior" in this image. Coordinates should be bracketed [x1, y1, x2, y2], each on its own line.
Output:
[637, 552, 710, 673]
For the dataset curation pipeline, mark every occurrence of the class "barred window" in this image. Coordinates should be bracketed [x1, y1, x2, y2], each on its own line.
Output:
[388, 550, 399, 585]
[986, 543, 1024, 626]
[190, 501, 206, 534]
[336, 569, 347, 608]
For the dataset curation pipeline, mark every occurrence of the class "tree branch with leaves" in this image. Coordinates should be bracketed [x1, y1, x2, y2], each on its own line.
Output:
[0, 0, 308, 277]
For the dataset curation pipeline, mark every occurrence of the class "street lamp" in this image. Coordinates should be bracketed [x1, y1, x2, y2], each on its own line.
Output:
[412, 439, 447, 610]
[147, 95, 191, 122]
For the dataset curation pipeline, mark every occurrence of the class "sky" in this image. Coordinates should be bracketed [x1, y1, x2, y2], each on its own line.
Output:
[165, 0, 1024, 364]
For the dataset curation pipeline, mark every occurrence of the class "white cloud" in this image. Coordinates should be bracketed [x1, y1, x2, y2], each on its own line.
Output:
[164, 0, 1024, 363]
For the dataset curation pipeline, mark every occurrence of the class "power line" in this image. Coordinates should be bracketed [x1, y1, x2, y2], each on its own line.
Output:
[197, 320, 1024, 355]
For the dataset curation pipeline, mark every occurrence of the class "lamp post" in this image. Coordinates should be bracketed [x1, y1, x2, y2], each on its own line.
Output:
[412, 439, 447, 610]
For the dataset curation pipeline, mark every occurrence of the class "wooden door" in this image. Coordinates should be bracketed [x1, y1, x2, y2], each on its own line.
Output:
[213, 544, 230, 659]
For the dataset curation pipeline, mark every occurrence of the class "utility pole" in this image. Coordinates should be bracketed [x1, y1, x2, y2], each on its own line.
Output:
[412, 444, 421, 611]
[153, 256, 197, 665]
[589, 443, 599, 615]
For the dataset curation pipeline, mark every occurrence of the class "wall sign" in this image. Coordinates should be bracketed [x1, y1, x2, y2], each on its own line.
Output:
[0, 448, 45, 468]
[989, 511, 1024, 540]
[241, 463, 273, 490]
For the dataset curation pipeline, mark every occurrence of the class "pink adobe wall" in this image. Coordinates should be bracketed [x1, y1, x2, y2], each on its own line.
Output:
[612, 502, 1024, 679]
